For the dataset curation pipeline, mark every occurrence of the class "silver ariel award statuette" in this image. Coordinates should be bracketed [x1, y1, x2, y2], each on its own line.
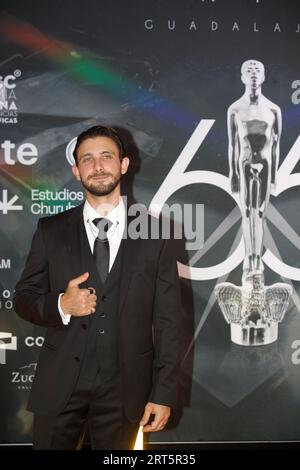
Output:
[215, 60, 292, 346]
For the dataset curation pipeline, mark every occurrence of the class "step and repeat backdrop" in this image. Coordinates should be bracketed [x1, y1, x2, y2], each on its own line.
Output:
[1, 0, 300, 445]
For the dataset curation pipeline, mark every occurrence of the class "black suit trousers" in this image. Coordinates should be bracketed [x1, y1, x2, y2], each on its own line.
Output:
[33, 371, 139, 450]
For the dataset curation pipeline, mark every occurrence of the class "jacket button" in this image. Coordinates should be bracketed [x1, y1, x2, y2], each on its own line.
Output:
[100, 312, 106, 318]
[99, 329, 105, 334]
[74, 356, 80, 362]
[81, 324, 87, 330]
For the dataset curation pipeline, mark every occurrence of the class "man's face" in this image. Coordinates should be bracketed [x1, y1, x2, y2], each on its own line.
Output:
[241, 60, 265, 87]
[72, 136, 129, 197]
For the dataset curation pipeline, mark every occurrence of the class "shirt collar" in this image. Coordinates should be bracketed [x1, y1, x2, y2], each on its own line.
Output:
[83, 197, 125, 228]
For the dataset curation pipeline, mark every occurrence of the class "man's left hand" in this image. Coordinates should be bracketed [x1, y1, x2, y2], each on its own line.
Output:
[139, 402, 170, 432]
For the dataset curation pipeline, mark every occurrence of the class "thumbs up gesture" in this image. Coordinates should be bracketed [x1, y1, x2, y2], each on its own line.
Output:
[60, 272, 97, 316]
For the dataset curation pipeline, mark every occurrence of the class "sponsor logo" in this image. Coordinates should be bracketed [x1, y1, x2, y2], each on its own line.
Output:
[0, 332, 17, 365]
[66, 137, 77, 166]
[30, 188, 84, 215]
[0, 259, 11, 269]
[11, 363, 37, 390]
[0, 289, 14, 310]
[0, 70, 21, 124]
[25, 336, 44, 347]
[1, 140, 38, 165]
[0, 190, 23, 215]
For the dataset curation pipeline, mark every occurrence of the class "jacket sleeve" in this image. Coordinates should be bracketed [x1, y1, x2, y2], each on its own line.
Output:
[150, 238, 181, 408]
[13, 219, 64, 328]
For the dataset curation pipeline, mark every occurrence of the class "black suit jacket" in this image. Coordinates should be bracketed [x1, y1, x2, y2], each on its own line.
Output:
[14, 203, 181, 422]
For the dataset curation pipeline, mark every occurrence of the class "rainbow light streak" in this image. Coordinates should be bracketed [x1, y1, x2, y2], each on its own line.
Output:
[0, 14, 197, 131]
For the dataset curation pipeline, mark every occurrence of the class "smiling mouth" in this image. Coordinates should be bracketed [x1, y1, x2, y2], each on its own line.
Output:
[90, 174, 110, 180]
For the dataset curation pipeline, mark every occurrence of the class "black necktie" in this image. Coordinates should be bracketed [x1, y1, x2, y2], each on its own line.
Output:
[93, 218, 112, 284]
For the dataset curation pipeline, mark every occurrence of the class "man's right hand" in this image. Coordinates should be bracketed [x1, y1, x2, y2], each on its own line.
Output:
[60, 272, 97, 316]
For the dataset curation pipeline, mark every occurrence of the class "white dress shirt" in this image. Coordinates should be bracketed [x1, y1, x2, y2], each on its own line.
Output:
[59, 197, 126, 324]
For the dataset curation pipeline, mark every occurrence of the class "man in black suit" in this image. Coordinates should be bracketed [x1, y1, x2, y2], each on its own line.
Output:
[14, 126, 181, 450]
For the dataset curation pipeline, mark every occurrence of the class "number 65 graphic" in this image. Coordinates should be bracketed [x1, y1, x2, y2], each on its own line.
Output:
[149, 120, 300, 281]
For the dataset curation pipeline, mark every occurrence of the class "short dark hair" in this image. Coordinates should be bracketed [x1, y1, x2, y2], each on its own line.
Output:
[73, 125, 126, 164]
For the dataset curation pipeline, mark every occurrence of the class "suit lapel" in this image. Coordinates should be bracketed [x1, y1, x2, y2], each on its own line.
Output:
[117, 215, 142, 316]
[66, 203, 101, 291]
[66, 203, 84, 279]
